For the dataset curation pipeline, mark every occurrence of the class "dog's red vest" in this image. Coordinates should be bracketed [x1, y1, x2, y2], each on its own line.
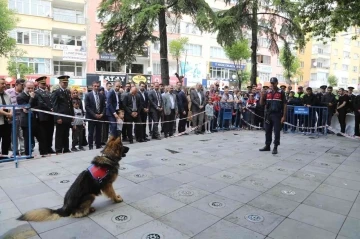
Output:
[87, 164, 109, 183]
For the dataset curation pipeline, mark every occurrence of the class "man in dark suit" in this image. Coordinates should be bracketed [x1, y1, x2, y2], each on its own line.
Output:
[106, 80, 122, 138]
[16, 81, 38, 157]
[35, 76, 55, 155]
[148, 82, 163, 139]
[190, 83, 205, 134]
[138, 81, 149, 141]
[175, 82, 188, 134]
[123, 86, 143, 143]
[51, 75, 74, 154]
[85, 81, 106, 149]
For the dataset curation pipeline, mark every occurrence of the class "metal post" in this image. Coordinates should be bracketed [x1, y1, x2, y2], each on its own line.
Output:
[12, 106, 18, 167]
[28, 109, 32, 159]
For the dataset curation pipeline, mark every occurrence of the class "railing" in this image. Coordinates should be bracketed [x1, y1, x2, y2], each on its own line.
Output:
[53, 12, 85, 24]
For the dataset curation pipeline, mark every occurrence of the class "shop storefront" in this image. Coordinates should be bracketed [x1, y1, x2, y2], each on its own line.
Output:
[1, 75, 51, 88]
[128, 74, 152, 85]
[151, 75, 183, 85]
[86, 73, 127, 88]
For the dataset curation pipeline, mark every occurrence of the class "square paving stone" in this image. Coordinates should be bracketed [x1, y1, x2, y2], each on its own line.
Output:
[187, 177, 230, 193]
[159, 205, 220, 237]
[215, 185, 262, 203]
[115, 184, 158, 204]
[349, 202, 360, 220]
[224, 205, 285, 236]
[204, 159, 240, 170]
[90, 195, 128, 216]
[292, 170, 327, 183]
[332, 170, 360, 182]
[185, 165, 221, 176]
[121, 170, 158, 183]
[13, 191, 64, 213]
[43, 174, 78, 191]
[189, 194, 243, 218]
[227, 166, 261, 177]
[251, 171, 289, 183]
[165, 171, 203, 183]
[236, 176, 279, 192]
[131, 194, 185, 218]
[40, 218, 116, 239]
[339, 216, 360, 239]
[209, 171, 247, 184]
[162, 184, 210, 204]
[117, 163, 142, 173]
[139, 176, 183, 192]
[111, 176, 137, 190]
[269, 218, 336, 239]
[144, 165, 181, 176]
[0, 200, 21, 221]
[90, 205, 154, 236]
[0, 167, 31, 179]
[303, 192, 353, 216]
[323, 176, 360, 191]
[0, 174, 41, 188]
[0, 218, 37, 238]
[265, 184, 312, 203]
[315, 184, 359, 202]
[248, 193, 300, 217]
[35, 167, 73, 181]
[0, 188, 10, 203]
[192, 219, 265, 239]
[281, 176, 321, 191]
[117, 220, 189, 239]
[127, 159, 163, 169]
[289, 204, 346, 233]
[337, 165, 360, 174]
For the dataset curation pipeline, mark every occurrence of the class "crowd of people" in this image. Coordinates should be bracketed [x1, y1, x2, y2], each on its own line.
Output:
[1, 75, 360, 159]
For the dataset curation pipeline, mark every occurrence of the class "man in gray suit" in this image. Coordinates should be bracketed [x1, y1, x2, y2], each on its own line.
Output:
[162, 85, 178, 137]
[190, 83, 205, 134]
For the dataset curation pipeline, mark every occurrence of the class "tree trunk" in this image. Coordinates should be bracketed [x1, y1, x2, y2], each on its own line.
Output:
[176, 58, 179, 76]
[250, 0, 258, 86]
[158, 4, 170, 86]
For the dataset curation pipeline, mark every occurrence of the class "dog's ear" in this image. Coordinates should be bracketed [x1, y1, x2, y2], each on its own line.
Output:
[108, 135, 116, 142]
[115, 137, 121, 145]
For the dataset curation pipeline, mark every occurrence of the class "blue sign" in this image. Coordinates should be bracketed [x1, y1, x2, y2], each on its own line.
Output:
[294, 106, 309, 115]
[210, 62, 246, 70]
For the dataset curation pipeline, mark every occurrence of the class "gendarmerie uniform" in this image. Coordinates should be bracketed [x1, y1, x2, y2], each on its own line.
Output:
[51, 75, 74, 154]
[35, 76, 55, 155]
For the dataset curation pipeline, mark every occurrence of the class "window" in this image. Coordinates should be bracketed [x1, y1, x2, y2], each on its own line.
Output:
[259, 72, 270, 82]
[333, 63, 337, 70]
[343, 51, 350, 58]
[53, 34, 85, 47]
[318, 48, 324, 54]
[344, 38, 351, 45]
[352, 79, 357, 84]
[257, 55, 271, 64]
[353, 66, 358, 72]
[341, 78, 348, 84]
[300, 49, 304, 54]
[95, 35, 100, 47]
[153, 41, 160, 53]
[16, 57, 50, 74]
[9, 0, 51, 17]
[259, 38, 269, 48]
[342, 64, 349, 71]
[333, 49, 338, 55]
[152, 62, 161, 75]
[276, 74, 284, 82]
[180, 22, 200, 35]
[185, 44, 202, 56]
[277, 58, 281, 66]
[210, 67, 234, 79]
[53, 61, 83, 77]
[12, 28, 51, 46]
[126, 64, 143, 73]
[354, 53, 359, 59]
[210, 47, 227, 59]
[299, 75, 304, 81]
[357, 41, 360, 47]
[96, 60, 121, 72]
[53, 8, 85, 24]
[300, 61, 304, 67]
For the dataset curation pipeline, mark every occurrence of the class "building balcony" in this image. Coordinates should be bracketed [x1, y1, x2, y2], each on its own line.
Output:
[17, 15, 52, 30]
[52, 0, 85, 5]
[53, 13, 85, 25]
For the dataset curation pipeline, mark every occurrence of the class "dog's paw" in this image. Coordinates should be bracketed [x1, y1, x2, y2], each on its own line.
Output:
[114, 195, 123, 203]
[90, 207, 96, 213]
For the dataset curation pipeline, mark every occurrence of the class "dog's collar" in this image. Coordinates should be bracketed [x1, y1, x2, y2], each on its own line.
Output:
[87, 164, 109, 184]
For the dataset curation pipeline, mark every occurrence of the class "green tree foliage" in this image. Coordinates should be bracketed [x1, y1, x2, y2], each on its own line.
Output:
[215, 0, 305, 85]
[279, 45, 302, 83]
[327, 75, 338, 87]
[169, 37, 188, 75]
[7, 49, 34, 78]
[97, 0, 215, 85]
[0, 0, 18, 57]
[299, 0, 360, 41]
[224, 39, 251, 89]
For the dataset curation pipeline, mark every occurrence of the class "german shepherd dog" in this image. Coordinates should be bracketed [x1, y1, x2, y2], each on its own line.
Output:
[17, 136, 129, 222]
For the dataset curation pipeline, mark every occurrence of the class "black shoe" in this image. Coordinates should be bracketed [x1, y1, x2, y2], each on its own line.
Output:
[272, 146, 278, 154]
[79, 147, 86, 151]
[89, 146, 93, 150]
[71, 147, 79, 152]
[96, 146, 103, 149]
[137, 139, 145, 143]
[63, 149, 72, 153]
[337, 133, 344, 137]
[152, 137, 161, 140]
[144, 138, 149, 141]
[129, 140, 134, 144]
[48, 149, 56, 154]
[259, 145, 271, 151]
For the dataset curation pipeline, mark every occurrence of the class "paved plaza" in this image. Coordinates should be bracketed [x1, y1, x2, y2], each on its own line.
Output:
[1, 131, 360, 239]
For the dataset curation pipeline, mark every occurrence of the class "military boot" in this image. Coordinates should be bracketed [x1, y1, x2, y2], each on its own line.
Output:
[259, 145, 271, 151]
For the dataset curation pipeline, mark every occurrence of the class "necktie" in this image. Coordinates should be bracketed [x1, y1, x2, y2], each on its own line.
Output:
[132, 96, 137, 111]
[156, 91, 160, 106]
[95, 93, 100, 113]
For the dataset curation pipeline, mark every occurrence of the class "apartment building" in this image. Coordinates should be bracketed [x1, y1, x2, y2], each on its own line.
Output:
[299, 27, 360, 90]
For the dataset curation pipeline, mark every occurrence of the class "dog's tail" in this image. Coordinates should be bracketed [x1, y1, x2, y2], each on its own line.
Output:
[17, 207, 68, 222]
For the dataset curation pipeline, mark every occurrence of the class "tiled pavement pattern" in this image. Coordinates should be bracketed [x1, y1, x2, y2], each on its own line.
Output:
[1, 131, 360, 239]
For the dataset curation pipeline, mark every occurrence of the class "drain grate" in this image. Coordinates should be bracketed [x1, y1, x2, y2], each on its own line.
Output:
[112, 214, 131, 223]
[199, 139, 211, 142]
[142, 233, 163, 239]
[251, 180, 263, 186]
[245, 214, 264, 223]
[166, 149, 180, 154]
[178, 190, 194, 196]
[48, 172, 59, 176]
[209, 201, 225, 209]
[281, 190, 296, 196]
[161, 158, 169, 161]
[303, 173, 315, 178]
[146, 154, 152, 156]
[277, 168, 286, 172]
[221, 174, 234, 179]
[134, 173, 146, 178]
[178, 163, 186, 166]
[320, 163, 330, 166]
[59, 180, 70, 184]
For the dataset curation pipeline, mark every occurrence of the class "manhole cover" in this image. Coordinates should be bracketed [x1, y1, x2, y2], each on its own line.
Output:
[54, 162, 60, 164]
[166, 149, 180, 154]
[251, 163, 263, 168]
[178, 190, 194, 196]
[161, 158, 168, 161]
[295, 158, 302, 161]
[221, 174, 234, 179]
[277, 168, 286, 172]
[218, 145, 223, 147]
[208, 201, 225, 209]
[281, 190, 296, 196]
[119, 167, 126, 170]
[333, 155, 340, 157]
[251, 180, 263, 186]
[245, 214, 264, 223]
[134, 173, 146, 178]
[112, 215, 131, 223]
[320, 163, 330, 166]
[59, 180, 70, 184]
[179, 163, 186, 166]
[303, 173, 315, 178]
[142, 233, 163, 239]
[48, 172, 59, 176]
[193, 151, 199, 153]
[146, 154, 152, 156]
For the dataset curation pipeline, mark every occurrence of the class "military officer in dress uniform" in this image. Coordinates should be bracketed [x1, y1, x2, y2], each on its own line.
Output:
[259, 77, 287, 154]
[51, 75, 74, 154]
[35, 76, 55, 155]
